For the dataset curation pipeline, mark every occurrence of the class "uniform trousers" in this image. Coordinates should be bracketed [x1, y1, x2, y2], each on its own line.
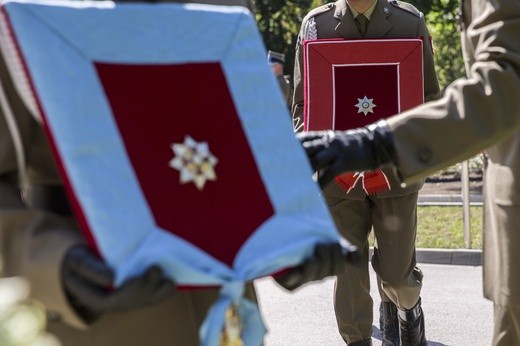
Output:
[324, 192, 423, 343]
[483, 163, 520, 345]
[493, 304, 520, 346]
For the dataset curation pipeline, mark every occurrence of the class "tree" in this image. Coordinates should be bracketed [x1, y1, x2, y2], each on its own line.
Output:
[255, 0, 324, 76]
[405, 0, 433, 14]
[425, 0, 465, 90]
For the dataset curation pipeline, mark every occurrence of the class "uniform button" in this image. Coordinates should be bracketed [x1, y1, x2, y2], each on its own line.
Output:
[418, 148, 432, 163]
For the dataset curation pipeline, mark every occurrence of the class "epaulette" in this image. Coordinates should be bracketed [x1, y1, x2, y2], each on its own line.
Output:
[298, 2, 335, 43]
[303, 2, 334, 22]
[387, 0, 421, 18]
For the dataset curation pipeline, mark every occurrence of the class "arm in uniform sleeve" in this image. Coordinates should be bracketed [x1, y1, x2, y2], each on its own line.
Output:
[387, 0, 520, 184]
[0, 111, 88, 330]
[291, 22, 307, 133]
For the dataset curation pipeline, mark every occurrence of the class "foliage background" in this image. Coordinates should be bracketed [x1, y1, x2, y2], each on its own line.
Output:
[255, 0, 465, 91]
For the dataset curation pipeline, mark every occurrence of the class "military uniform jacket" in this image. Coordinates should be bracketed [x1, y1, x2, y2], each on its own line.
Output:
[0, 1, 254, 345]
[386, 0, 520, 305]
[292, 0, 440, 199]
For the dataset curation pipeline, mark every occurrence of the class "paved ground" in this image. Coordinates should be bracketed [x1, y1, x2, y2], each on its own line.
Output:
[254, 174, 491, 345]
[419, 176, 483, 205]
[255, 262, 493, 345]
[420, 176, 483, 196]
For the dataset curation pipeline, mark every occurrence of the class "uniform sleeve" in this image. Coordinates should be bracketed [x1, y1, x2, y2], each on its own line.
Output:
[386, 0, 520, 184]
[291, 19, 308, 133]
[0, 108, 88, 330]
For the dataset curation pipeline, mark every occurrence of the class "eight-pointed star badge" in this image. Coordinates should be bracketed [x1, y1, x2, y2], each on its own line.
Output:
[355, 95, 377, 116]
[169, 135, 218, 191]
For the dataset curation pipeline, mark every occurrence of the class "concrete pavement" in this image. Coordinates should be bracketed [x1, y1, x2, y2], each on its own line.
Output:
[254, 192, 489, 345]
[255, 261, 492, 345]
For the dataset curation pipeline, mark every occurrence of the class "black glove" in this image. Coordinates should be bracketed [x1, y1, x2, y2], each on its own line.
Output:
[62, 245, 175, 323]
[274, 242, 360, 292]
[297, 120, 396, 188]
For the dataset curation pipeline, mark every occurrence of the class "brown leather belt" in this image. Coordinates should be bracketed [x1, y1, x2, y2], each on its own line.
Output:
[24, 185, 72, 216]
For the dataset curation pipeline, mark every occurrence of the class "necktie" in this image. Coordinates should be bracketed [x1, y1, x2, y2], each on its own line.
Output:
[355, 14, 369, 37]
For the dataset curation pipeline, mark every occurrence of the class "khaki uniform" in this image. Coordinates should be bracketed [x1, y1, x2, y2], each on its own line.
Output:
[0, 1, 256, 345]
[277, 74, 292, 109]
[292, 0, 440, 343]
[384, 0, 520, 344]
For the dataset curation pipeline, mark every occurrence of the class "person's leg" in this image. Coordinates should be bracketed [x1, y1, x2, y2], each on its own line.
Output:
[492, 304, 520, 346]
[483, 164, 520, 346]
[371, 193, 425, 345]
[326, 195, 373, 344]
[377, 276, 389, 331]
[375, 231, 399, 345]
[334, 244, 373, 344]
[377, 277, 399, 346]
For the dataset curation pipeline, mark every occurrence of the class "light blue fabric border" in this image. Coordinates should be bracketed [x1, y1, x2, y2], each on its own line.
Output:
[4, 1, 340, 344]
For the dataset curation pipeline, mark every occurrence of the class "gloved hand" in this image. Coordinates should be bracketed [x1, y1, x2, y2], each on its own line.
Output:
[297, 120, 396, 188]
[274, 242, 360, 292]
[62, 245, 175, 323]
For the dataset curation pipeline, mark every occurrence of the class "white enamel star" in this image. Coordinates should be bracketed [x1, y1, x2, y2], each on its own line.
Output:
[168, 135, 218, 191]
[355, 95, 377, 116]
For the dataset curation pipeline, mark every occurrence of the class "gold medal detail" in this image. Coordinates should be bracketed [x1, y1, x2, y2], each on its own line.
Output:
[220, 303, 243, 346]
[169, 135, 218, 191]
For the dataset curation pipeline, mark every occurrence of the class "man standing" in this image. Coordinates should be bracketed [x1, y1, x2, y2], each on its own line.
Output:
[298, 0, 520, 345]
[268, 50, 292, 110]
[292, 0, 440, 345]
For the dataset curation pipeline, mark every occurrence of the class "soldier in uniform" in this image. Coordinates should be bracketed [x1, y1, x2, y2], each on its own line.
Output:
[268, 50, 292, 110]
[0, 0, 354, 345]
[292, 0, 440, 344]
[298, 0, 520, 345]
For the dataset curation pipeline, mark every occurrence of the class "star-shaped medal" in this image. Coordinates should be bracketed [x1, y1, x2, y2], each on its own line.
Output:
[355, 95, 377, 116]
[168, 135, 218, 191]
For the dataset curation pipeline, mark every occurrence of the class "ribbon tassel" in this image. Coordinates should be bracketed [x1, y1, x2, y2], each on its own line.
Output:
[335, 169, 391, 195]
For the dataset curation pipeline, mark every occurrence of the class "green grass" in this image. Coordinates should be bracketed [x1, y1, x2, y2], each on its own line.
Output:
[416, 205, 483, 249]
[369, 205, 483, 250]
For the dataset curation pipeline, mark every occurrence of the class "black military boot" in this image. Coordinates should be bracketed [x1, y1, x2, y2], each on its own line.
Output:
[397, 298, 427, 346]
[380, 301, 400, 345]
[349, 339, 372, 346]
